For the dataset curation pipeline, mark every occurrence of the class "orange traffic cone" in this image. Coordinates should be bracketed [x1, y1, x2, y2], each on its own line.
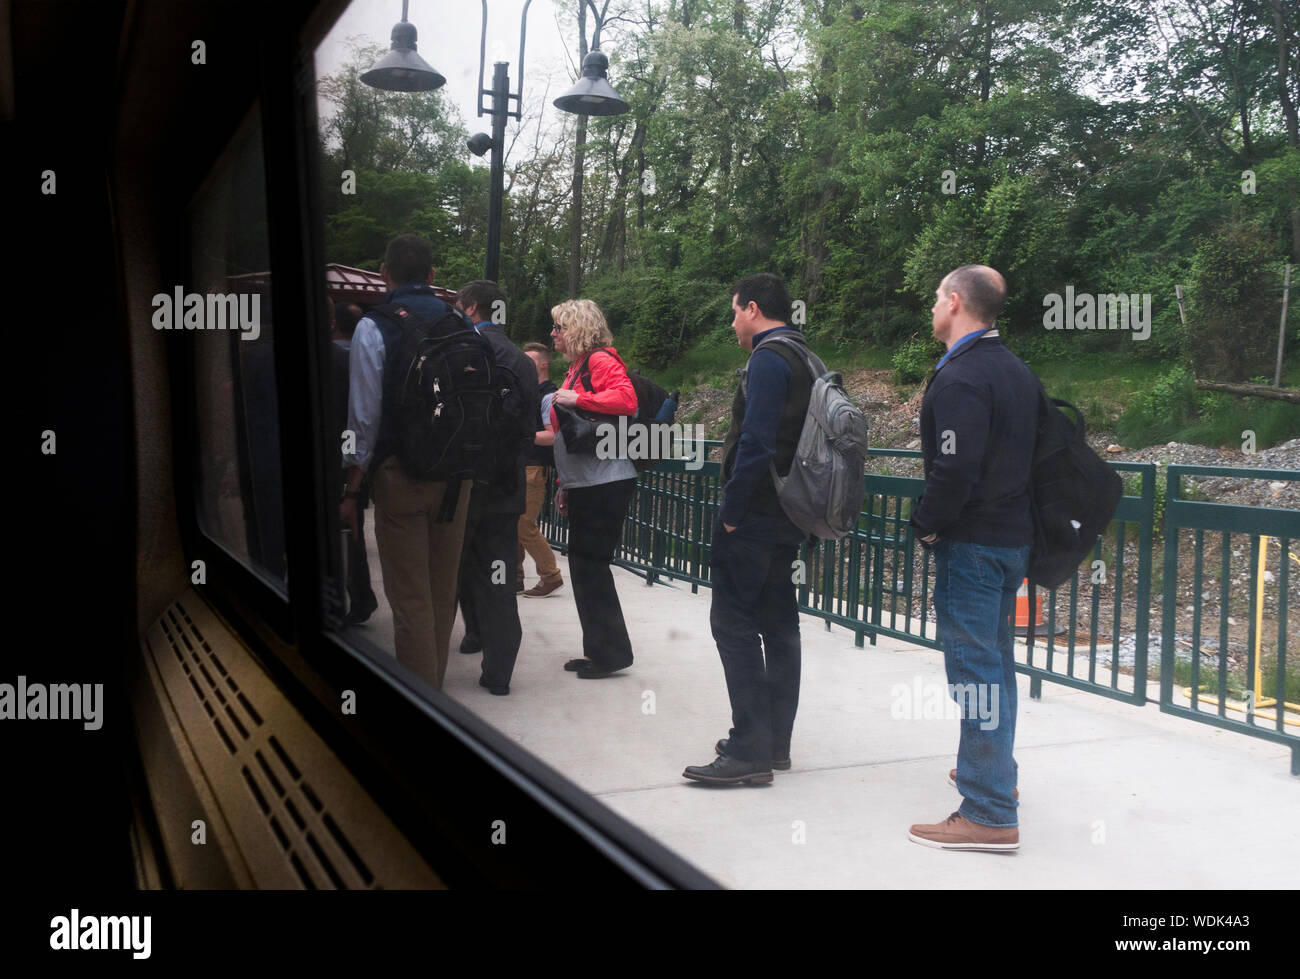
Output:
[1013, 578, 1047, 637]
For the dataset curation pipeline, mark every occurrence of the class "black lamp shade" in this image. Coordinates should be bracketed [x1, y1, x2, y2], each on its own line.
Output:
[554, 50, 629, 116]
[361, 20, 446, 92]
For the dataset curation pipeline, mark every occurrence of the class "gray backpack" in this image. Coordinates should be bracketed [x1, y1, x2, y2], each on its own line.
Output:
[742, 334, 869, 541]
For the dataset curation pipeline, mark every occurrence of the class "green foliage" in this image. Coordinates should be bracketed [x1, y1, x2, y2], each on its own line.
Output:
[1186, 219, 1288, 381]
[582, 269, 730, 370]
[1117, 364, 1300, 449]
[1116, 366, 1197, 447]
[1175, 399, 1300, 451]
[892, 332, 943, 384]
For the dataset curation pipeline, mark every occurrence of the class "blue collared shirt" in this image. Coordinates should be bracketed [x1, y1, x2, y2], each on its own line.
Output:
[935, 326, 994, 372]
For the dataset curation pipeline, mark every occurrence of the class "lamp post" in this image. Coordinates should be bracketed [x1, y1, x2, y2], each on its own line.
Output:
[463, 1, 540, 283]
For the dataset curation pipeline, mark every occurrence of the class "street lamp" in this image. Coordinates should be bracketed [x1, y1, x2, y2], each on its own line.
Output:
[553, 50, 630, 116]
[359, 1, 446, 92]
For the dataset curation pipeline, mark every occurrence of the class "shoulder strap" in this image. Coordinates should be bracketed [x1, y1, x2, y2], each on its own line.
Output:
[741, 333, 820, 397]
[370, 302, 472, 332]
[755, 333, 825, 378]
[366, 302, 407, 327]
[577, 347, 618, 391]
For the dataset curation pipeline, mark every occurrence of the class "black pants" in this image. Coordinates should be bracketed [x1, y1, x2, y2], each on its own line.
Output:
[566, 478, 636, 669]
[709, 510, 805, 762]
[347, 491, 377, 613]
[458, 508, 524, 688]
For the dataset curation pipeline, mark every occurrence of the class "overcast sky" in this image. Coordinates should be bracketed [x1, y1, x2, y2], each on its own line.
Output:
[314, 0, 584, 164]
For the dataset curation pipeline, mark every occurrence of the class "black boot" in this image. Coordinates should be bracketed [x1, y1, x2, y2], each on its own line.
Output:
[682, 755, 773, 785]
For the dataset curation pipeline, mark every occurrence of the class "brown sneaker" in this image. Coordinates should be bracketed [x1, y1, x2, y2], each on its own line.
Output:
[908, 812, 1019, 851]
[948, 768, 1018, 801]
[523, 577, 563, 598]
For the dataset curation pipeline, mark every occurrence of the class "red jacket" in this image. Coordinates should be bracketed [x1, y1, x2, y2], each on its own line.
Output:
[548, 346, 638, 432]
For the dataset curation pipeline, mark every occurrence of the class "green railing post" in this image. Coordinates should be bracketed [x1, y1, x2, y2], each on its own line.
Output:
[1159, 466, 1180, 715]
[1132, 465, 1154, 705]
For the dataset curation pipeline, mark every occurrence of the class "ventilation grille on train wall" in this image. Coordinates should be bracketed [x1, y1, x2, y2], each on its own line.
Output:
[142, 592, 441, 889]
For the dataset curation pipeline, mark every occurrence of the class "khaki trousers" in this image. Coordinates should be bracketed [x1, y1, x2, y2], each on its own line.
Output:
[371, 457, 471, 689]
[516, 465, 561, 583]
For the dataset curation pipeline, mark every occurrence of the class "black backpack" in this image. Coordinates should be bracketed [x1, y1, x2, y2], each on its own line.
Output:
[374, 303, 518, 502]
[577, 349, 675, 472]
[1027, 382, 1123, 592]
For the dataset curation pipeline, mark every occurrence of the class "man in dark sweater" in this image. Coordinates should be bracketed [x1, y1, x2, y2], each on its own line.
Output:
[683, 273, 812, 786]
[453, 281, 540, 695]
[907, 264, 1038, 851]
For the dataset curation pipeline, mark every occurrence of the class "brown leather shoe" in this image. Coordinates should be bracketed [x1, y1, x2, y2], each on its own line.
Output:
[908, 812, 1019, 851]
[523, 577, 563, 598]
[949, 768, 1018, 801]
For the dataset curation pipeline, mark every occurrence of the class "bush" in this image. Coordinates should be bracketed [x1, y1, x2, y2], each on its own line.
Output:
[1186, 218, 1286, 381]
[1116, 363, 1300, 449]
[1116, 365, 1196, 447]
[892, 332, 944, 384]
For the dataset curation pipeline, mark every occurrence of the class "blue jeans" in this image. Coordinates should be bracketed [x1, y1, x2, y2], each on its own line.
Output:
[932, 538, 1029, 828]
[709, 510, 806, 762]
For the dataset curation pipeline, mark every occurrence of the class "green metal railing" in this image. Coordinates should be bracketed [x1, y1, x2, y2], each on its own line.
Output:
[1159, 466, 1299, 771]
[538, 446, 1297, 770]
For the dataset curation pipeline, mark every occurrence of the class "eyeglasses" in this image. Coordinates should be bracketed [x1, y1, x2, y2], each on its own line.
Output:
[550, 323, 566, 333]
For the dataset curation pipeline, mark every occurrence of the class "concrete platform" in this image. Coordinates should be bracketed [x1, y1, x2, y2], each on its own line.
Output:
[345, 524, 1298, 889]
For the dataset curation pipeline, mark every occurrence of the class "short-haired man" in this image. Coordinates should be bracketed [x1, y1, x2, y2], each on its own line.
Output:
[334, 301, 364, 343]
[340, 233, 471, 690]
[907, 264, 1038, 851]
[683, 273, 812, 785]
[517, 342, 563, 598]
[453, 281, 539, 695]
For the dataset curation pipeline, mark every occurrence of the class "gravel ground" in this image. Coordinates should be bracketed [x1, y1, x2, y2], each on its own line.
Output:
[679, 369, 1298, 503]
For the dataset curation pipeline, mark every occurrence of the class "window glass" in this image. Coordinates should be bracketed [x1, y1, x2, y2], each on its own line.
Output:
[189, 105, 287, 585]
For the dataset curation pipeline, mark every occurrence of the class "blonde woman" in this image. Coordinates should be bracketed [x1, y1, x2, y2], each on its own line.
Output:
[547, 299, 639, 678]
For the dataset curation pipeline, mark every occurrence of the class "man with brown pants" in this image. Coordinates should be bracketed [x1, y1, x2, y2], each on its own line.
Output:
[517, 342, 563, 598]
[339, 234, 471, 690]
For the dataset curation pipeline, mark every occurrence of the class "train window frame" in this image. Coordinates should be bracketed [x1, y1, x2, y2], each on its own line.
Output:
[162, 0, 716, 889]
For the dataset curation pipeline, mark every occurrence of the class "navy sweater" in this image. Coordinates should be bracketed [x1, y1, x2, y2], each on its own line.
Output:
[909, 334, 1039, 547]
[719, 326, 799, 527]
